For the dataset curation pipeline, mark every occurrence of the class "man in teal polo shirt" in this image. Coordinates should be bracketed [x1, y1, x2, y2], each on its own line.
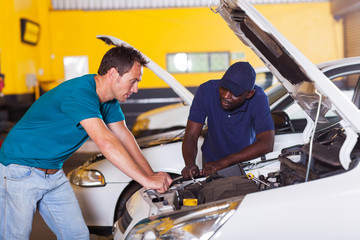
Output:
[0, 46, 172, 240]
[182, 62, 275, 179]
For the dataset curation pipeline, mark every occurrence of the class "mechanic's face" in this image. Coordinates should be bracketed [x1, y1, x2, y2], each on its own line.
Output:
[219, 87, 254, 111]
[112, 61, 142, 102]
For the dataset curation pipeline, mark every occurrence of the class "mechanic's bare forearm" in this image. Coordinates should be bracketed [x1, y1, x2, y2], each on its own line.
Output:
[81, 118, 150, 186]
[99, 136, 171, 192]
[119, 130, 154, 176]
[182, 138, 198, 166]
[108, 121, 154, 176]
[182, 120, 203, 166]
[97, 134, 150, 185]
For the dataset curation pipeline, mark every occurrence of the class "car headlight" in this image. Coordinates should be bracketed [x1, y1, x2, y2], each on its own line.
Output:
[69, 167, 105, 187]
[126, 198, 241, 240]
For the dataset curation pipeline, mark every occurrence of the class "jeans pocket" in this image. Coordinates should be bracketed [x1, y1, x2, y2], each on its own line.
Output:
[6, 164, 33, 181]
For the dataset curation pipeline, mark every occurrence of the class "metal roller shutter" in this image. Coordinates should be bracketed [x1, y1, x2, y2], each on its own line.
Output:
[51, 0, 328, 10]
[344, 11, 360, 57]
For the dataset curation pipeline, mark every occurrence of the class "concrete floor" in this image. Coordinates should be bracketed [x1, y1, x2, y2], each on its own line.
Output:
[29, 147, 113, 240]
[30, 211, 112, 240]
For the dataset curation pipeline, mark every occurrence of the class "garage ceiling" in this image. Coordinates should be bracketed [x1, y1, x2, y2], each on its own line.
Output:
[331, 0, 360, 17]
[51, 0, 329, 10]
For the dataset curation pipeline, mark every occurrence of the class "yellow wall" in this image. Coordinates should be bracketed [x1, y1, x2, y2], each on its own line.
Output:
[48, 2, 343, 89]
[0, 0, 53, 95]
[258, 3, 343, 63]
[0, 1, 343, 94]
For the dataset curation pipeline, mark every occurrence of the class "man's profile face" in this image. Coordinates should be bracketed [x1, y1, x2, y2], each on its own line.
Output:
[219, 87, 251, 111]
[112, 61, 143, 102]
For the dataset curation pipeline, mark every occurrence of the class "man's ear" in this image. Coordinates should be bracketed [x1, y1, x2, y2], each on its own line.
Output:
[108, 67, 118, 80]
[245, 89, 255, 99]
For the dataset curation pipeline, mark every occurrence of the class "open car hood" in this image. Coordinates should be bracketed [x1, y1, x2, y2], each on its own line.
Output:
[212, 0, 360, 169]
[96, 35, 194, 106]
[213, 0, 360, 129]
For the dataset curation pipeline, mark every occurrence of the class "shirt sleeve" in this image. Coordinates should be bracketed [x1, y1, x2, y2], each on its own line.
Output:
[100, 99, 125, 124]
[252, 90, 275, 134]
[61, 87, 102, 127]
[188, 84, 208, 124]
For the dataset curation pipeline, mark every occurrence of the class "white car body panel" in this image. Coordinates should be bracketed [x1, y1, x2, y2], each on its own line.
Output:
[214, 167, 360, 239]
[117, 191, 152, 239]
[137, 103, 190, 131]
[72, 184, 126, 227]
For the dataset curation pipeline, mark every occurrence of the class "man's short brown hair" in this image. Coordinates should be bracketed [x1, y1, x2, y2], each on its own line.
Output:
[97, 45, 148, 76]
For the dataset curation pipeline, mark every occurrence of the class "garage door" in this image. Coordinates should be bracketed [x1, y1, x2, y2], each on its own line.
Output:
[344, 10, 360, 57]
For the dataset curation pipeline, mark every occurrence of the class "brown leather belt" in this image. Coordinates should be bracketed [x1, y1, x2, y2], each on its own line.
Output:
[35, 168, 59, 174]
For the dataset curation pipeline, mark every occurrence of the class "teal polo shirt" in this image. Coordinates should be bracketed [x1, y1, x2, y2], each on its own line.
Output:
[0, 74, 124, 169]
[188, 80, 274, 163]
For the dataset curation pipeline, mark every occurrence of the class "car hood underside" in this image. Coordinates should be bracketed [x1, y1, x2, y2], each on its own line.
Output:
[215, 0, 360, 130]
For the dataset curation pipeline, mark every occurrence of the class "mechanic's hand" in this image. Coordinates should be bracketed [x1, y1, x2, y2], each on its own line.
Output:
[181, 164, 200, 180]
[146, 172, 172, 193]
[201, 161, 227, 176]
[157, 171, 173, 189]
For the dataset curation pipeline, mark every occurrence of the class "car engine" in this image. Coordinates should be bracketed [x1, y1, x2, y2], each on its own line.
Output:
[117, 127, 360, 238]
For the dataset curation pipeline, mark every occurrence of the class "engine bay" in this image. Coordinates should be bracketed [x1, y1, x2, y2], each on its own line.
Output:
[117, 126, 360, 237]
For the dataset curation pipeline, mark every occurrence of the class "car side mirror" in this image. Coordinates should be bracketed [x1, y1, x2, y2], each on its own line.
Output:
[272, 110, 295, 132]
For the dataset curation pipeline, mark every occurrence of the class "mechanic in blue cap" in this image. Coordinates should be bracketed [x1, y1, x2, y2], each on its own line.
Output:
[181, 61, 275, 178]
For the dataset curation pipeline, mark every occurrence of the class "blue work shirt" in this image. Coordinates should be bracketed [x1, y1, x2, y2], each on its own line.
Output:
[188, 80, 274, 163]
[0, 74, 125, 169]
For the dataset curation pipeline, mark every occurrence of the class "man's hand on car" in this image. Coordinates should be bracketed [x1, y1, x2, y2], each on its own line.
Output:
[181, 164, 200, 180]
[146, 172, 172, 193]
[201, 160, 228, 176]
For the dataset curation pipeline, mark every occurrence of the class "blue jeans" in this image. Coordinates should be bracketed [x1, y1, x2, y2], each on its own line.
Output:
[0, 163, 89, 240]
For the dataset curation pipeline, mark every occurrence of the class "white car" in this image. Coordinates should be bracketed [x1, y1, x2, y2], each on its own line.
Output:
[68, 16, 360, 240]
[110, 0, 360, 239]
